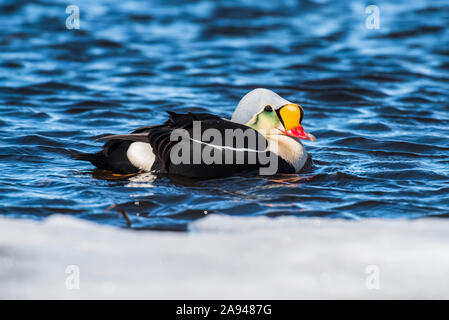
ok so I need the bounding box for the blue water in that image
[0,0,448,230]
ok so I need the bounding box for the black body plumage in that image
[73,112,295,177]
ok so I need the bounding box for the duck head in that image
[231,88,316,141]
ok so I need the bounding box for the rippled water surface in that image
[1,0,448,230]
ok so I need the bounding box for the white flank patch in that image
[126,142,155,171]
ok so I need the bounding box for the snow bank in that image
[0,214,448,299]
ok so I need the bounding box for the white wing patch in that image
[126,142,155,171]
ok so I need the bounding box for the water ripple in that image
[0,0,448,230]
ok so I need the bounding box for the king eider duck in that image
[73,88,316,178]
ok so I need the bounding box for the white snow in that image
[0,214,449,299]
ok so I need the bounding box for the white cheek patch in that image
[126,142,155,172]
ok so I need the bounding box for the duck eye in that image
[264,105,273,112]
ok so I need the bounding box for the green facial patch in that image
[246,108,282,131]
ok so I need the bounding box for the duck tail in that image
[69,149,98,162]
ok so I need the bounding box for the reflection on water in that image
[126,172,157,188]
[0,0,448,230]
